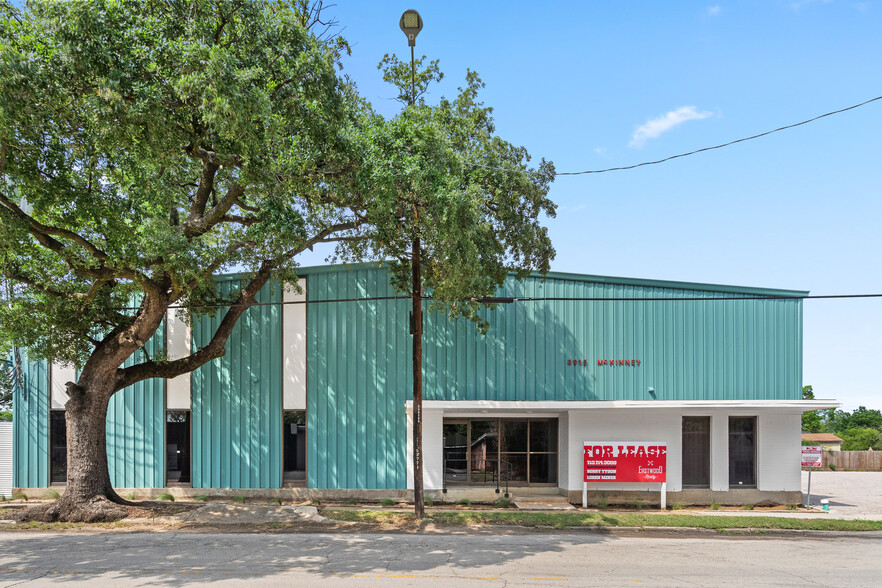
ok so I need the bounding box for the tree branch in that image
[0,191,109,261]
[115,263,274,389]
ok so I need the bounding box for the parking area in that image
[802,470,882,518]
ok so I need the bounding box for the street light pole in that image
[399,9,425,519]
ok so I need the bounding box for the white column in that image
[710,413,729,491]
[405,406,443,490]
[166,309,191,410]
[282,278,307,410]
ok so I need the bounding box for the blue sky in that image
[297,1,882,411]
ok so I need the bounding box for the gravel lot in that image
[802,470,882,517]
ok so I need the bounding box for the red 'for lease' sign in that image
[584,442,667,483]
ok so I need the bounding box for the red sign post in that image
[583,442,668,509]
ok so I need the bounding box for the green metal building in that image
[12,264,837,504]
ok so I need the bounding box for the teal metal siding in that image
[304,265,804,489]
[307,267,410,489]
[423,276,803,402]
[11,353,49,488]
[191,278,282,489]
[105,326,166,488]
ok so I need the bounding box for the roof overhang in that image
[405,399,840,412]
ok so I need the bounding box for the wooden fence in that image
[814,450,882,471]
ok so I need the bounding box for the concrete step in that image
[512,495,577,511]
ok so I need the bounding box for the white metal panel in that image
[50,362,75,409]
[166,309,191,410]
[558,412,569,490]
[282,279,307,410]
[0,422,12,499]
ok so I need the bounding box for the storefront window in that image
[729,416,756,487]
[682,416,710,488]
[443,418,558,486]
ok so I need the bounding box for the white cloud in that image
[593,147,607,155]
[629,106,714,149]
[707,5,721,16]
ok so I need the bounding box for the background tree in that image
[348,55,556,516]
[0,0,371,522]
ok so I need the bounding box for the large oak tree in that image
[1,0,555,522]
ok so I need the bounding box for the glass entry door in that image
[442,418,558,487]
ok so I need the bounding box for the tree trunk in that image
[14,379,129,523]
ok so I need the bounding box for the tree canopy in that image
[0,0,556,520]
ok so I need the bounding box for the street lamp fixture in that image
[399,9,423,46]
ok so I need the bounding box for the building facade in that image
[13,264,836,504]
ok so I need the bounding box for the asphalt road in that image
[1,531,881,587]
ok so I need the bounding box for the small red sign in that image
[801,446,823,468]
[584,442,667,483]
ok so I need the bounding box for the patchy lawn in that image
[323,509,882,532]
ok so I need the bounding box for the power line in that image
[465,94,882,176]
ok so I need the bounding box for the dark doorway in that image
[682,416,710,487]
[729,416,756,487]
[283,411,306,484]
[166,411,191,485]
[49,410,67,484]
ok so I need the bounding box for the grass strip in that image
[323,509,882,532]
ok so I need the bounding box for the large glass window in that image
[166,411,191,485]
[729,416,756,488]
[443,418,558,486]
[283,411,307,484]
[682,416,710,488]
[50,410,67,484]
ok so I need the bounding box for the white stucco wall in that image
[406,403,805,494]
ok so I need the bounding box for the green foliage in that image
[352,56,556,330]
[0,410,10,421]
[126,492,136,500]
[840,427,882,451]
[822,406,882,436]
[380,498,396,507]
[343,499,357,506]
[455,499,472,507]
[0,0,357,367]
[268,497,282,505]
[424,496,434,507]
[194,494,210,502]
[595,493,608,510]
[709,500,720,510]
[493,497,513,508]
[11,491,27,501]
[44,489,60,500]
[232,495,246,504]
[801,385,823,433]
[828,464,837,471]
[156,493,175,502]
[740,504,755,510]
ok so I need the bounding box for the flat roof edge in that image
[290,263,809,297]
